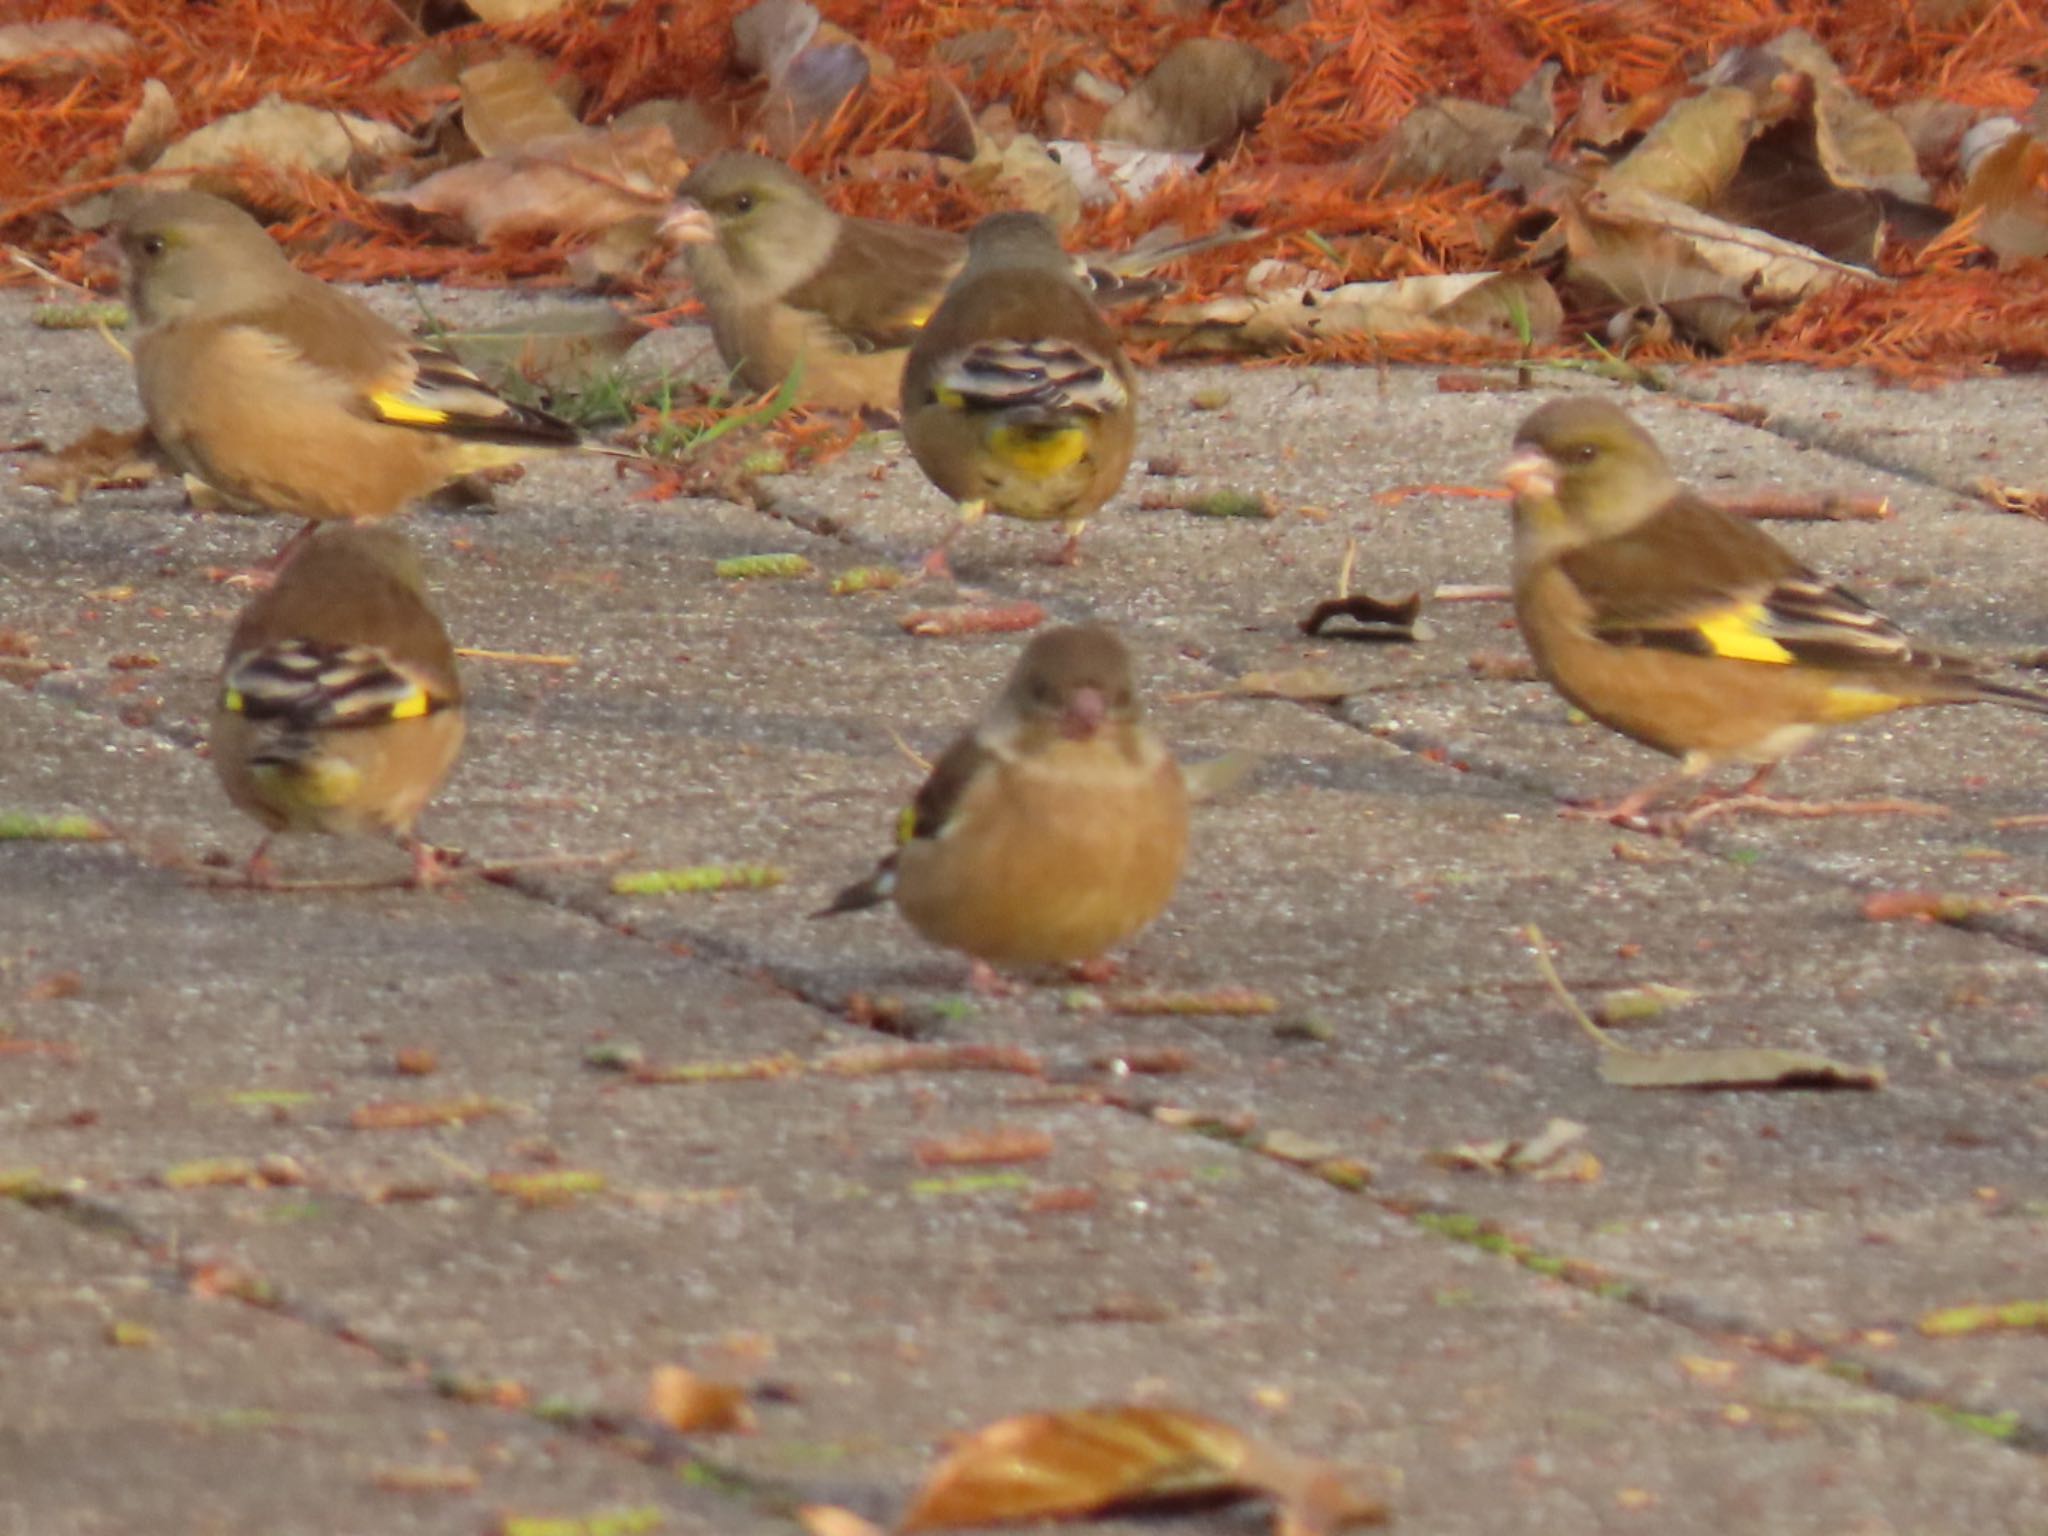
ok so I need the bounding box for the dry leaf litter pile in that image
[2,0,2045,378]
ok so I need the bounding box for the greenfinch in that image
[1505,396,2048,824]
[818,625,1188,987]
[659,152,1178,415]
[211,524,465,886]
[900,211,1137,576]
[660,151,964,413]
[118,190,588,534]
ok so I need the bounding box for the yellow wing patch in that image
[987,424,1089,479]
[222,687,246,714]
[1694,605,1795,665]
[895,804,919,846]
[368,390,450,427]
[388,688,432,721]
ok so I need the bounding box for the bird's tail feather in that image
[1976,679,2048,714]
[810,857,896,919]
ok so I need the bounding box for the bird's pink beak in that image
[658,200,716,248]
[1500,446,1556,500]
[1060,686,1107,741]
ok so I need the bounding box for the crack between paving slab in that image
[2,1178,810,1523]
[1083,1098,2048,1459]
[463,847,2048,1471]
[1660,381,2003,510]
[36,478,2048,1479]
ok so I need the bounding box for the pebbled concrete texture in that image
[6,283,2048,1532]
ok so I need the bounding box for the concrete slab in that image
[9,287,2048,1530]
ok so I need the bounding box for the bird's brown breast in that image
[893,743,1187,965]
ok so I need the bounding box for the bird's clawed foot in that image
[1558,794,1665,832]
[965,959,1019,997]
[404,837,460,888]
[1040,526,1085,567]
[908,545,955,585]
[1068,955,1122,986]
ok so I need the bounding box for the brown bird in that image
[211,524,465,886]
[659,152,1182,415]
[817,625,1188,988]
[900,211,1138,575]
[660,151,967,412]
[118,190,589,541]
[1505,396,2048,826]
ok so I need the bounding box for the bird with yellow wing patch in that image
[212,525,465,886]
[1504,397,2048,827]
[900,212,1137,578]
[118,190,604,551]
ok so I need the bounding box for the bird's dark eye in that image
[1566,443,1597,463]
[730,192,754,214]
[139,234,167,258]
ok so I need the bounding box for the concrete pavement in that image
[5,286,2048,1533]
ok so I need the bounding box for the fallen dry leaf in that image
[385,121,684,241]
[1972,476,2048,520]
[901,1406,1389,1534]
[459,50,583,157]
[350,1095,511,1129]
[154,95,415,184]
[0,19,132,82]
[1047,140,1204,208]
[913,1128,1054,1167]
[736,0,879,156]
[373,1464,483,1495]
[1372,73,1552,188]
[160,1157,266,1190]
[1917,1299,2048,1338]
[1432,1117,1598,1180]
[797,1507,887,1536]
[1141,270,1561,356]
[1466,651,1538,681]
[1560,183,1875,350]
[1227,668,1352,705]
[1255,1129,1341,1166]
[1182,749,1259,803]
[0,1039,80,1063]
[18,426,165,505]
[1715,490,1890,522]
[1596,1046,1884,1090]
[487,1170,606,1205]
[960,131,1082,230]
[463,0,578,19]
[1100,988,1277,1017]
[21,969,83,1002]
[1594,982,1702,1025]
[1300,591,1423,641]
[814,1043,1043,1077]
[647,1364,756,1434]
[1859,889,2002,923]
[1527,925,1883,1091]
[1958,127,2048,266]
[630,1052,803,1084]
[900,603,1046,638]
[1602,86,1756,208]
